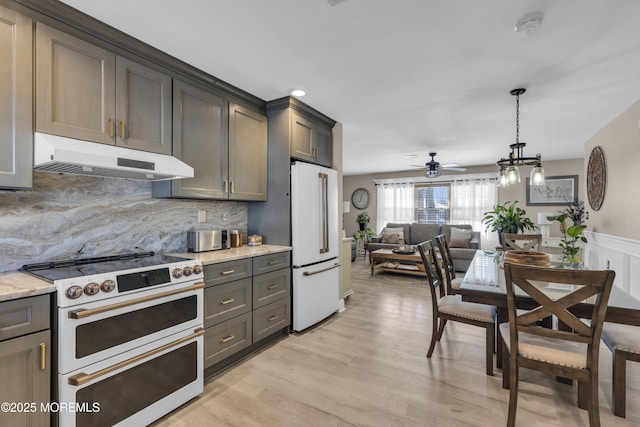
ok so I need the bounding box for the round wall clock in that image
[351,188,371,210]
[586,145,607,211]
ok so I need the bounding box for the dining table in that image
[459,250,640,369]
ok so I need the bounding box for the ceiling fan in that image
[412,152,467,178]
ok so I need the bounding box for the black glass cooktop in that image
[21,252,189,282]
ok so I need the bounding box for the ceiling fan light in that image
[506,165,520,184]
[529,165,545,186]
[425,169,441,178]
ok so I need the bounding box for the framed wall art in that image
[526,175,578,206]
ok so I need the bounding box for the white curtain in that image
[376,182,414,233]
[450,177,498,249]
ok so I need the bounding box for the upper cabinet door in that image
[0,6,32,190]
[290,112,314,162]
[315,125,333,168]
[167,80,228,199]
[115,57,172,154]
[229,104,268,201]
[35,23,116,145]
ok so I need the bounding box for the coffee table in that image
[370,248,425,276]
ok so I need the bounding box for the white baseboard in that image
[584,231,640,299]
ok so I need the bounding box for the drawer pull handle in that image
[221,269,236,275]
[40,342,46,370]
[268,315,279,322]
[268,260,279,265]
[108,118,114,137]
[267,284,279,290]
[220,297,235,305]
[220,334,235,343]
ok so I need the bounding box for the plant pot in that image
[359,222,367,231]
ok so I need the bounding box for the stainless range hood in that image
[33,133,194,181]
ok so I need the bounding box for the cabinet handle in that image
[268,260,279,265]
[40,342,46,370]
[230,181,234,194]
[220,297,235,305]
[268,315,279,322]
[223,180,228,193]
[221,269,236,275]
[220,334,235,343]
[119,120,126,139]
[108,118,114,137]
[267,284,279,290]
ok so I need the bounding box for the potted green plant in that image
[356,211,371,230]
[482,201,537,245]
[547,200,588,268]
[354,228,375,242]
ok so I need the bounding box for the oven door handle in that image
[68,282,205,319]
[68,328,205,386]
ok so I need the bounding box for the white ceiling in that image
[60,0,640,176]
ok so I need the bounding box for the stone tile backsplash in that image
[0,173,247,272]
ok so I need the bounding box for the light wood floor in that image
[154,258,640,426]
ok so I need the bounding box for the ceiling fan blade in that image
[410,164,427,168]
[441,166,467,171]
[440,163,462,168]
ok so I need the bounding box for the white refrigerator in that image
[291,161,340,331]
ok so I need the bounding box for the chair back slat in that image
[417,241,444,300]
[435,234,455,294]
[503,262,615,357]
[502,233,542,251]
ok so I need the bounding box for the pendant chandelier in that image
[496,88,545,187]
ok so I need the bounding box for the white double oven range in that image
[23,252,204,427]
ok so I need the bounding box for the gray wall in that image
[0,172,247,272]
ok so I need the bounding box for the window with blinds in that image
[415,184,450,224]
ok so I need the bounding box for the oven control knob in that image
[183,266,193,276]
[172,268,183,279]
[66,285,83,299]
[84,282,101,296]
[101,279,116,293]
[192,264,202,275]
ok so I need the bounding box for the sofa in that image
[365,223,480,272]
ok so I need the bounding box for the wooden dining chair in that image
[501,233,542,251]
[600,323,640,418]
[434,234,463,295]
[501,263,616,427]
[416,241,496,375]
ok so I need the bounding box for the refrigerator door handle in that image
[319,172,329,254]
[303,262,341,276]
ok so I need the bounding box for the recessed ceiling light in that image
[290,89,306,97]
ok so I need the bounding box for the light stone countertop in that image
[171,244,292,265]
[0,245,291,302]
[0,271,56,301]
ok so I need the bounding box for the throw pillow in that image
[381,231,405,244]
[382,227,404,235]
[449,227,473,248]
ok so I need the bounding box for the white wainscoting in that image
[584,231,640,299]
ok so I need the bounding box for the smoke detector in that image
[515,12,543,37]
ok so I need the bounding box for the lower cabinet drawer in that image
[204,312,252,368]
[253,268,290,309]
[204,278,252,328]
[0,294,49,342]
[253,297,290,342]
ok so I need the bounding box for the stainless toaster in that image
[187,230,229,252]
